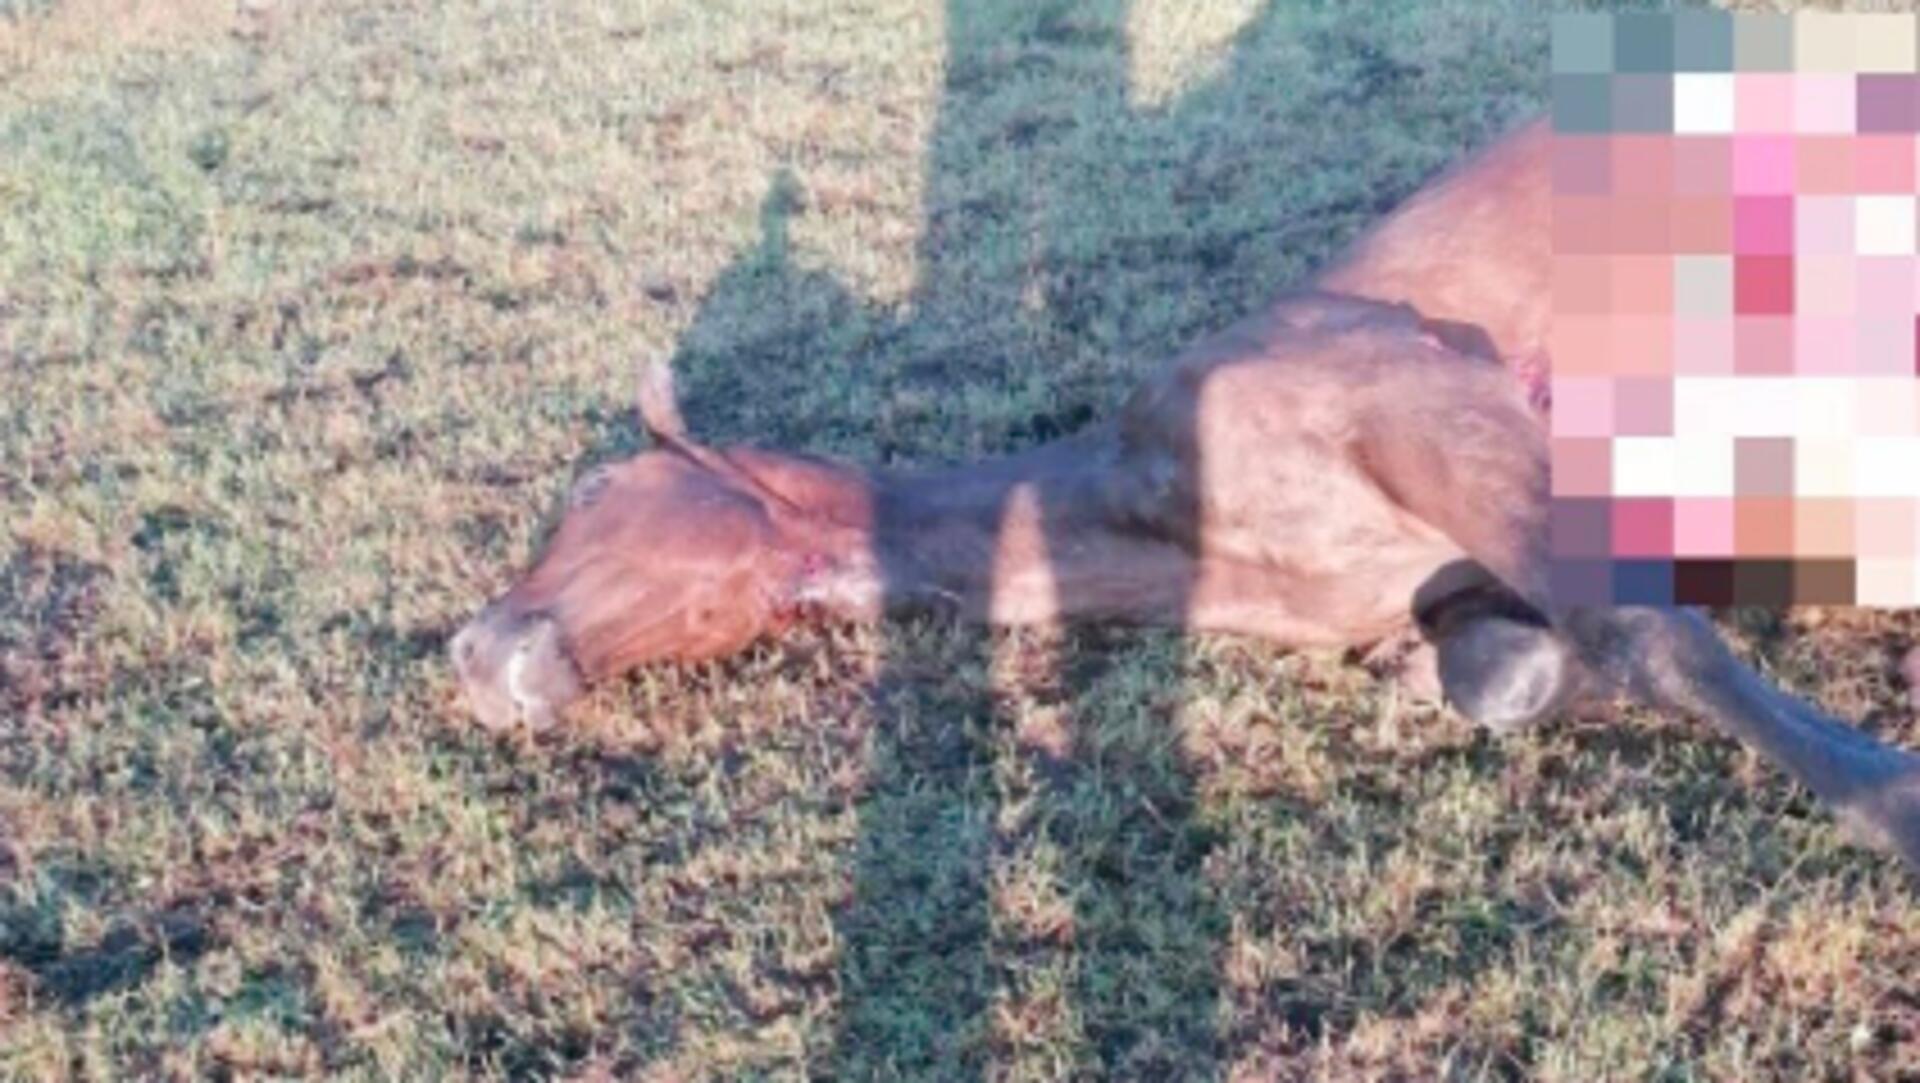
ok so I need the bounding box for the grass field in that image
[7,0,1920,1079]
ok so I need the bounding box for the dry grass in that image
[4,0,1920,1080]
[0,0,239,92]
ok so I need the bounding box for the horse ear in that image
[637,358,690,446]
[633,357,758,489]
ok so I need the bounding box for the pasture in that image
[5,0,1920,1079]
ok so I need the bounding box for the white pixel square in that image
[1729,377,1799,436]
[1853,437,1920,497]
[1789,437,1850,495]
[1612,437,1678,497]
[1673,435,1736,497]
[1673,74,1735,134]
[1855,379,1920,437]
[1796,438,1855,497]
[1859,560,1920,607]
[1855,196,1917,257]
[1792,378,1855,438]
[1673,378,1737,437]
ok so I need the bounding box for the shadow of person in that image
[647,2,1547,1076]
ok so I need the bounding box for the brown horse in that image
[451,117,1920,872]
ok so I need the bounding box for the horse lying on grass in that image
[452,118,1920,873]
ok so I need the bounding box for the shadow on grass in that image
[0,893,213,1009]
[639,0,1546,1076]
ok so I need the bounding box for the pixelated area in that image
[1551,11,1920,605]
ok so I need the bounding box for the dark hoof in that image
[1436,615,1572,736]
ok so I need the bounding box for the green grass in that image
[5,0,1920,1079]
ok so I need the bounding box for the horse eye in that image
[570,466,614,508]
